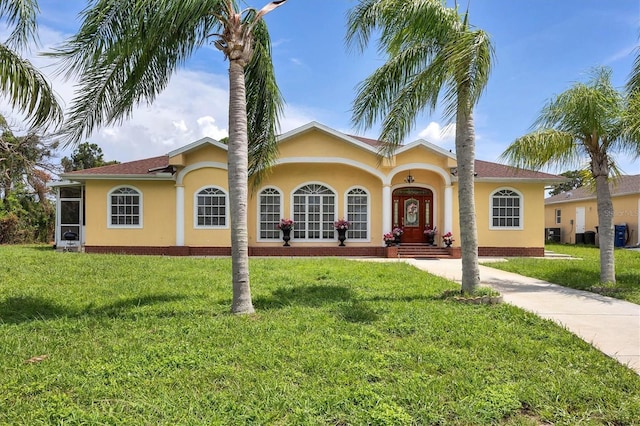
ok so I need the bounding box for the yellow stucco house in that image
[52,122,562,258]
[544,175,640,247]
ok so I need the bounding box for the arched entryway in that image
[392,187,434,243]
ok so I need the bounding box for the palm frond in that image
[626,45,640,96]
[0,0,39,50]
[352,41,440,135]
[500,129,582,171]
[0,42,63,129]
[50,0,224,144]
[245,18,284,188]
[440,29,494,123]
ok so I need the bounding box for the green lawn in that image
[485,243,640,304]
[1,246,639,425]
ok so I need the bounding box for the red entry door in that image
[392,188,434,243]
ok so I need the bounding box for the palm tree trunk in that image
[455,91,481,294]
[228,58,255,314]
[594,173,616,283]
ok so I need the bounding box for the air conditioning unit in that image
[545,227,561,243]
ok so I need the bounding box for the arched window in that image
[109,186,142,227]
[195,187,227,228]
[293,184,336,240]
[258,187,282,240]
[491,189,522,228]
[347,187,369,240]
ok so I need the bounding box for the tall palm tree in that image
[626,46,640,139]
[501,67,640,284]
[51,0,286,314]
[346,0,493,294]
[0,0,62,129]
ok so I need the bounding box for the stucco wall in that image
[545,194,640,245]
[78,126,550,253]
[182,166,231,246]
[84,180,176,246]
[474,182,545,247]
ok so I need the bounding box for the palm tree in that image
[0,0,62,129]
[346,0,493,294]
[51,0,286,314]
[501,67,640,284]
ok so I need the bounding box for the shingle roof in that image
[473,159,561,180]
[545,174,640,204]
[348,135,383,148]
[64,155,170,176]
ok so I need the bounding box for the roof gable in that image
[168,136,227,157]
[277,121,378,154]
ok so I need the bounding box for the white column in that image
[444,185,453,233]
[382,184,392,240]
[637,198,640,245]
[176,185,185,246]
[55,187,61,246]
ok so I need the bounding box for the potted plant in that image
[383,232,395,247]
[392,227,403,245]
[277,218,294,246]
[423,225,437,245]
[442,232,454,247]
[334,218,350,246]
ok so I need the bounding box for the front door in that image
[392,188,434,243]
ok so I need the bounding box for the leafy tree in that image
[0,0,62,129]
[548,170,587,196]
[61,142,119,172]
[346,0,494,294]
[0,114,57,201]
[0,115,57,242]
[501,67,640,284]
[50,0,286,314]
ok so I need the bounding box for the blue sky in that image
[5,0,640,175]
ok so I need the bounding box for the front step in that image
[396,243,452,259]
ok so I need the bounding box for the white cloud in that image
[197,116,227,140]
[417,122,456,145]
[173,120,188,133]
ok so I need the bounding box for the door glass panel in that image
[61,200,80,224]
[60,187,82,198]
[404,198,419,227]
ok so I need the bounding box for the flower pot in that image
[281,228,291,246]
[337,228,347,246]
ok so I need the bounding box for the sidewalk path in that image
[402,258,640,374]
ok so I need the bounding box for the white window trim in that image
[555,208,562,224]
[344,185,371,242]
[290,181,337,242]
[107,185,143,229]
[193,185,229,229]
[257,185,283,242]
[489,187,524,230]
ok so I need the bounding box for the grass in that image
[1,245,639,425]
[485,243,640,304]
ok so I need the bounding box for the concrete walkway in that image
[398,258,640,374]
